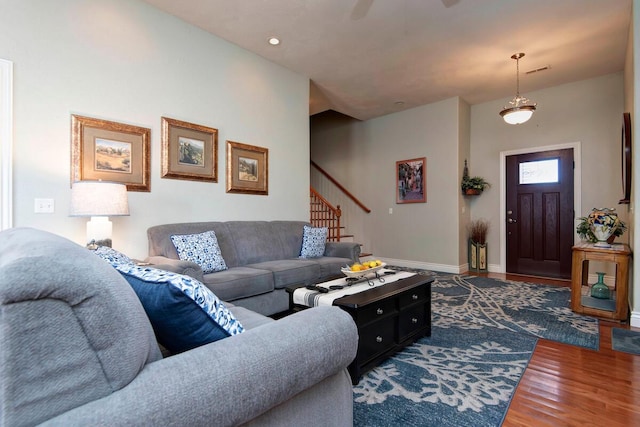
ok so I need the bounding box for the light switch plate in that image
[34,198,54,213]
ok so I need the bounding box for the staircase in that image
[309,186,372,257]
[310,187,342,242]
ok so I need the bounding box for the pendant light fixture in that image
[499,53,537,125]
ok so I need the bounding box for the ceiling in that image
[142,0,632,121]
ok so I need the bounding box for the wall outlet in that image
[34,198,54,213]
[389,208,393,214]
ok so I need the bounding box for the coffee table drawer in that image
[357,299,397,325]
[398,305,426,340]
[399,286,428,308]
[358,320,396,362]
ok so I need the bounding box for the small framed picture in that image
[396,157,426,204]
[71,115,150,192]
[226,140,268,195]
[161,117,218,182]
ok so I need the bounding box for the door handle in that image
[508,218,517,223]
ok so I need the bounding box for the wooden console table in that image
[570,243,631,322]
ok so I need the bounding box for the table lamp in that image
[70,181,129,248]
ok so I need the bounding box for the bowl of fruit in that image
[341,260,386,278]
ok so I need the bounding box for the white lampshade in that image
[70,181,129,248]
[70,181,129,217]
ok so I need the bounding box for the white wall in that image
[312,97,461,270]
[457,98,471,267]
[0,58,12,231]
[0,0,310,259]
[312,74,624,275]
[631,0,640,327]
[471,73,625,269]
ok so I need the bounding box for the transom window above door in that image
[519,158,559,184]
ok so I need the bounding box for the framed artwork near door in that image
[396,157,426,204]
[619,112,632,204]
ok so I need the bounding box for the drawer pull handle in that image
[376,336,383,343]
[412,294,419,300]
[376,308,384,315]
[411,317,418,324]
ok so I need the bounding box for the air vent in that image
[525,65,550,75]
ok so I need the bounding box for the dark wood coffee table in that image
[288,274,433,384]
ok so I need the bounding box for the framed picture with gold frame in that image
[71,114,150,192]
[226,140,268,195]
[161,117,218,182]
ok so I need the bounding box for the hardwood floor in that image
[470,272,640,426]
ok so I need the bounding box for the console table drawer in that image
[358,320,396,362]
[399,287,428,309]
[357,299,397,325]
[398,305,426,340]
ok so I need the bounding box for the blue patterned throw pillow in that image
[94,246,135,267]
[300,225,328,258]
[170,230,227,274]
[113,263,244,353]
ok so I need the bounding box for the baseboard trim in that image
[630,311,640,328]
[375,258,505,275]
[378,257,462,274]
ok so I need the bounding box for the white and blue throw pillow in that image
[170,230,227,274]
[94,246,135,267]
[93,248,244,353]
[300,225,328,258]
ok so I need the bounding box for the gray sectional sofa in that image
[0,227,358,426]
[146,220,361,316]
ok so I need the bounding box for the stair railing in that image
[310,187,342,241]
[311,160,371,213]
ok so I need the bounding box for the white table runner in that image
[292,269,416,307]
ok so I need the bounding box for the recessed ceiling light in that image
[394,101,405,106]
[268,37,280,46]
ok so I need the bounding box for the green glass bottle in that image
[590,272,610,299]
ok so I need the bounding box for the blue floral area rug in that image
[354,325,536,427]
[353,272,600,427]
[433,275,599,350]
[611,328,640,355]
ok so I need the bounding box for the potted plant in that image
[461,176,491,195]
[468,219,490,271]
[576,216,626,244]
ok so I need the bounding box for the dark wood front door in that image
[506,149,574,279]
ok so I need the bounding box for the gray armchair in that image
[0,228,358,426]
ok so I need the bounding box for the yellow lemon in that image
[375,260,382,266]
[351,264,362,272]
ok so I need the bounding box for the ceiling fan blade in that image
[351,0,374,20]
[441,0,460,7]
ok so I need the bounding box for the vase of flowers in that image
[577,216,626,244]
[587,208,620,248]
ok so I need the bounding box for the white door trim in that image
[499,142,582,273]
[0,58,13,230]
